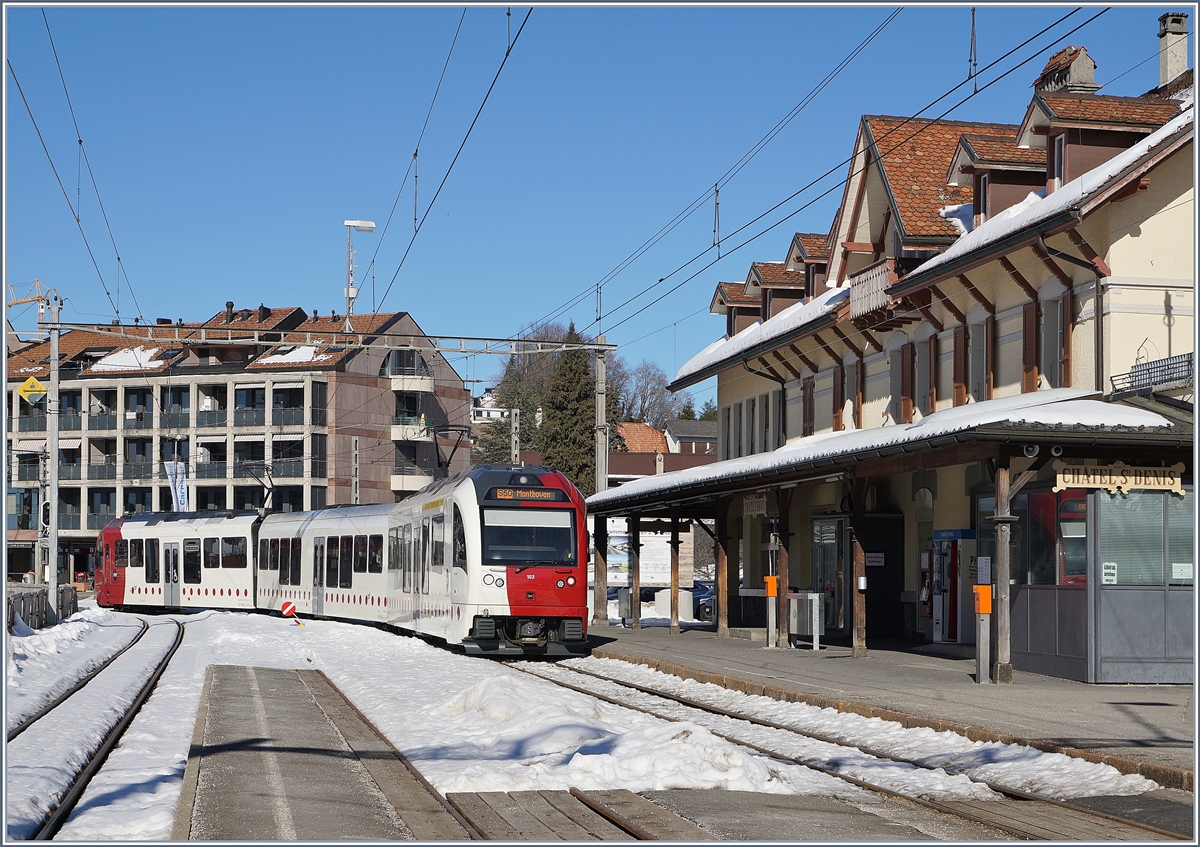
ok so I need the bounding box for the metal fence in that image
[7,585,78,632]
[1110,352,1193,395]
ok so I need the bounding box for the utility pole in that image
[594,335,607,496]
[510,408,520,465]
[46,296,61,622]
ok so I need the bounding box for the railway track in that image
[5,617,185,841]
[514,660,1188,841]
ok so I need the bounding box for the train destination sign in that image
[488,487,566,502]
[1053,460,1186,496]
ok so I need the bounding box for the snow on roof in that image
[588,388,1176,509]
[908,93,1194,282]
[257,345,334,365]
[674,286,849,384]
[89,346,167,372]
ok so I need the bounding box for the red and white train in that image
[94,465,590,656]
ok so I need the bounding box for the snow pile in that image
[257,345,333,365]
[90,346,167,372]
[938,202,973,235]
[674,286,849,384]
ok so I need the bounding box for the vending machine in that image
[932,529,976,644]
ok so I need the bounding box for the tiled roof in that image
[751,261,806,288]
[201,305,307,330]
[665,419,717,440]
[717,282,760,306]
[1038,45,1091,79]
[1038,94,1181,127]
[961,134,1047,168]
[5,330,186,381]
[795,232,830,260]
[864,116,1017,238]
[246,313,404,372]
[618,421,668,454]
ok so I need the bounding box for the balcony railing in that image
[158,463,190,480]
[197,409,227,427]
[124,412,152,429]
[232,462,264,479]
[60,414,83,431]
[162,411,190,428]
[195,462,227,479]
[89,413,117,430]
[18,416,47,432]
[1110,352,1194,395]
[393,460,435,476]
[272,408,305,427]
[88,463,118,480]
[16,464,39,481]
[87,513,115,530]
[393,414,425,427]
[271,459,304,478]
[59,462,82,480]
[59,513,81,530]
[124,462,155,480]
[234,409,265,427]
[848,257,896,320]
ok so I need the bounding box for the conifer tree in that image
[540,323,599,496]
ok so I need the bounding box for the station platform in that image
[586,621,1195,791]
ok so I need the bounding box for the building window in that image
[978,173,989,224]
[1100,490,1193,586]
[310,382,328,427]
[1042,299,1062,389]
[1052,134,1065,191]
[720,406,731,460]
[969,319,991,402]
[802,378,815,437]
[733,403,743,458]
[746,398,756,454]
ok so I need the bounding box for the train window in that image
[412,525,422,594]
[387,529,399,571]
[269,538,280,572]
[183,538,202,584]
[129,539,144,571]
[431,515,445,571]
[145,539,160,584]
[222,537,247,568]
[115,539,129,567]
[368,535,383,573]
[313,538,325,587]
[259,539,269,570]
[203,538,221,568]
[421,518,430,594]
[401,525,412,592]
[339,536,353,588]
[290,538,302,585]
[353,535,368,573]
[453,506,467,569]
[326,537,339,589]
[279,540,292,586]
[480,509,575,564]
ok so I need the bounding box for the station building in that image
[6,302,470,584]
[588,21,1194,683]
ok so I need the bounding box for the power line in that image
[377,7,533,313]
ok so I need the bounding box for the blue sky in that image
[4,5,1189,406]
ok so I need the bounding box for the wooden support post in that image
[630,515,642,630]
[715,499,730,637]
[776,488,793,648]
[669,509,681,635]
[849,476,870,658]
[992,464,1014,683]
[592,514,608,627]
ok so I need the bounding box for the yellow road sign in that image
[18,377,48,405]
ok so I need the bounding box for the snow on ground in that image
[29,603,842,841]
[5,606,144,734]
[557,656,1158,801]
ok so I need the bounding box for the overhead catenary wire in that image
[377,7,533,314]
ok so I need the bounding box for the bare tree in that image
[621,360,683,429]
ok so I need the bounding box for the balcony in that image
[848,257,897,320]
[124,462,155,481]
[158,463,190,480]
[390,374,434,394]
[16,464,39,481]
[87,513,115,531]
[271,459,304,478]
[391,462,435,492]
[59,462,82,480]
[272,408,305,427]
[197,409,227,427]
[391,416,433,443]
[89,413,117,431]
[18,415,47,432]
[234,409,265,427]
[60,414,83,431]
[195,462,227,479]
[124,412,153,430]
[1110,352,1194,396]
[58,513,81,531]
[88,463,118,480]
[162,411,190,428]
[232,462,265,479]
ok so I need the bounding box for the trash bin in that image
[787,592,824,649]
[617,588,633,620]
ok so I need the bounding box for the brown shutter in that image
[1022,302,1038,393]
[984,315,994,400]
[953,325,967,406]
[926,335,938,413]
[832,364,845,431]
[802,377,815,437]
[900,343,914,424]
[1060,288,1073,388]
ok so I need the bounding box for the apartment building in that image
[588,16,1194,683]
[6,302,469,582]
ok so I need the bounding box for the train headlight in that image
[556,579,565,589]
[567,576,576,586]
[495,577,504,587]
[483,573,494,586]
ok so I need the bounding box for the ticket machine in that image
[932,529,976,644]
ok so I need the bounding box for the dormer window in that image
[1051,134,1065,192]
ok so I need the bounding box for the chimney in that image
[258,304,270,322]
[1159,13,1189,88]
[225,301,234,323]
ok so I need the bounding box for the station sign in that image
[1053,460,1185,496]
[18,377,47,405]
[743,494,767,518]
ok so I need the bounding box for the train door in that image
[163,542,181,606]
[312,537,325,616]
[450,506,467,603]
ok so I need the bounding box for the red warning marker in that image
[281,600,304,626]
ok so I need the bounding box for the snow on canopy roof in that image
[587,388,1176,510]
[905,93,1194,283]
[89,346,167,372]
[674,286,849,385]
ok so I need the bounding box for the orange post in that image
[973,584,992,615]
[763,575,778,598]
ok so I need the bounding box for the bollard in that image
[764,576,778,648]
[974,585,992,684]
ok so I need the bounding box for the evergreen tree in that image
[678,398,696,420]
[698,399,718,421]
[473,416,514,465]
[540,323,599,496]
